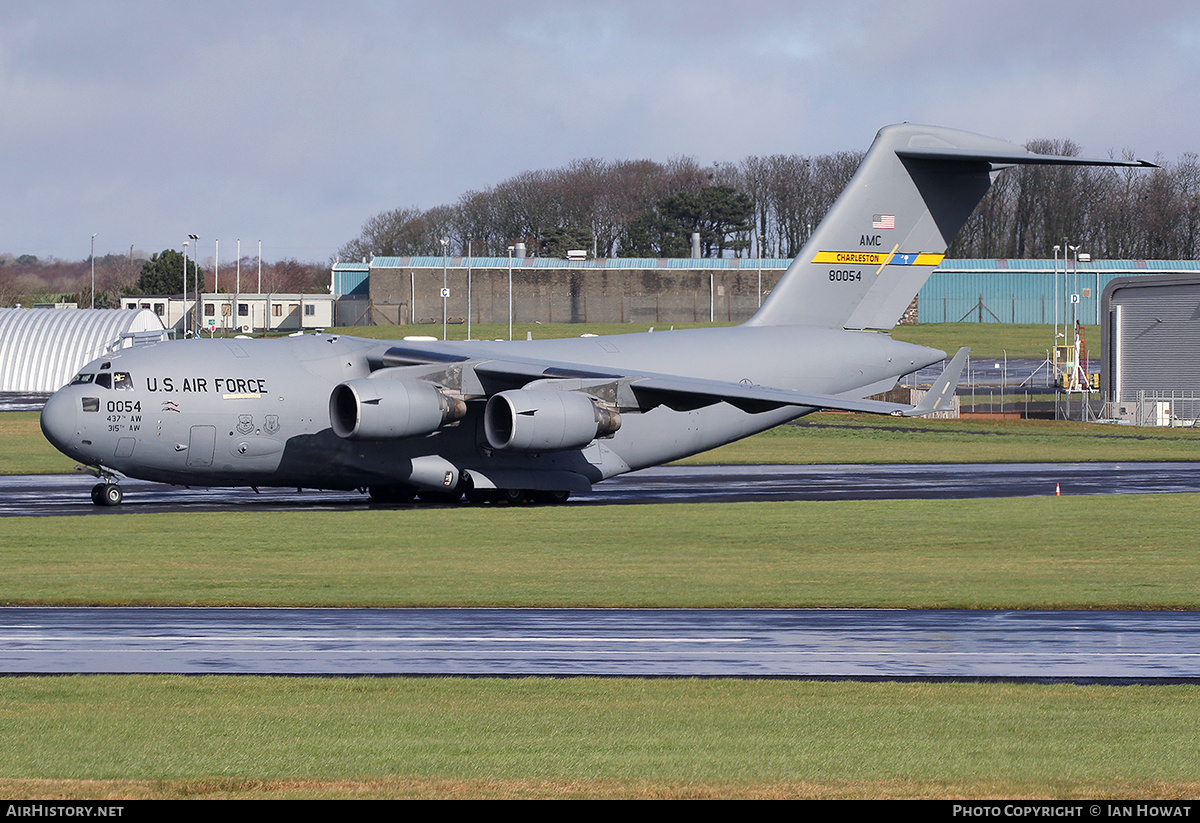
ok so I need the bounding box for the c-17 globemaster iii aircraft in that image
[41,124,1154,506]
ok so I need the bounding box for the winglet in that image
[899,347,969,417]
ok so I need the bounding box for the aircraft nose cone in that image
[40,390,78,453]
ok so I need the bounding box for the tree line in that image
[5,136,1195,310]
[0,251,329,309]
[339,141,1200,262]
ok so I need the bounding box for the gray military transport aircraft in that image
[40,124,1153,506]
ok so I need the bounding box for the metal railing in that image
[1103,391,1200,427]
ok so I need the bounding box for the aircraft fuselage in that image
[39,326,942,497]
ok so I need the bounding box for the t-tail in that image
[746,123,1156,331]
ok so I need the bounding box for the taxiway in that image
[4,461,1200,515]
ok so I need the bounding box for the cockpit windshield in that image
[87,371,134,391]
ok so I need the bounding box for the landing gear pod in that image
[484,390,621,452]
[330,379,466,440]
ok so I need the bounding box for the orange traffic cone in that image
[1055,483,1061,497]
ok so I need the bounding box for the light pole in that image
[188,234,200,336]
[508,245,514,341]
[90,233,97,309]
[441,237,449,340]
[1079,252,1096,324]
[182,241,189,336]
[1052,244,1060,344]
[1067,244,1079,330]
[235,239,241,334]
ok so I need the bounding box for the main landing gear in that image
[90,482,123,507]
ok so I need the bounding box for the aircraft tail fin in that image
[746,124,1156,331]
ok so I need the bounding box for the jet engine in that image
[484,389,621,452]
[330,378,466,440]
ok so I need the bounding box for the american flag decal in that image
[872,214,895,230]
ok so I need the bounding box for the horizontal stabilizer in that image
[896,146,1158,168]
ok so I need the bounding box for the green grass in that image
[5,495,1200,609]
[892,322,1098,360]
[0,678,1198,799]
[0,412,77,474]
[4,491,1200,799]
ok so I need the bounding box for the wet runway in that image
[8,460,1200,683]
[5,461,1200,515]
[0,393,50,412]
[1,607,1196,680]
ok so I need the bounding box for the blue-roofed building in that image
[918,259,1200,325]
[330,261,370,296]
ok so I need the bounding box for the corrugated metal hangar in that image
[1101,273,1200,423]
[0,307,166,392]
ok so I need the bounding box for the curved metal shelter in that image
[0,308,165,392]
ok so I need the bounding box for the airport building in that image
[339,256,795,327]
[331,256,1200,328]
[1100,273,1200,425]
[120,293,338,334]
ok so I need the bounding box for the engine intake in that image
[330,378,465,440]
[484,389,621,452]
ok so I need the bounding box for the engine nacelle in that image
[484,389,621,452]
[330,378,465,440]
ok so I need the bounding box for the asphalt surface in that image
[6,461,1200,515]
[1,607,1196,680]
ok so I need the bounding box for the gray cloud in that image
[2,0,1196,262]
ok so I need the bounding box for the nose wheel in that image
[90,483,123,507]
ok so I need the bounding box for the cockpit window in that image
[113,371,134,391]
[95,373,112,390]
[70,373,95,385]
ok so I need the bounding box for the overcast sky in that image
[3,0,1197,263]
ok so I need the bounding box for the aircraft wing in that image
[369,339,968,418]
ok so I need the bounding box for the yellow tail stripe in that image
[811,251,944,266]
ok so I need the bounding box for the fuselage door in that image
[186,425,217,468]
